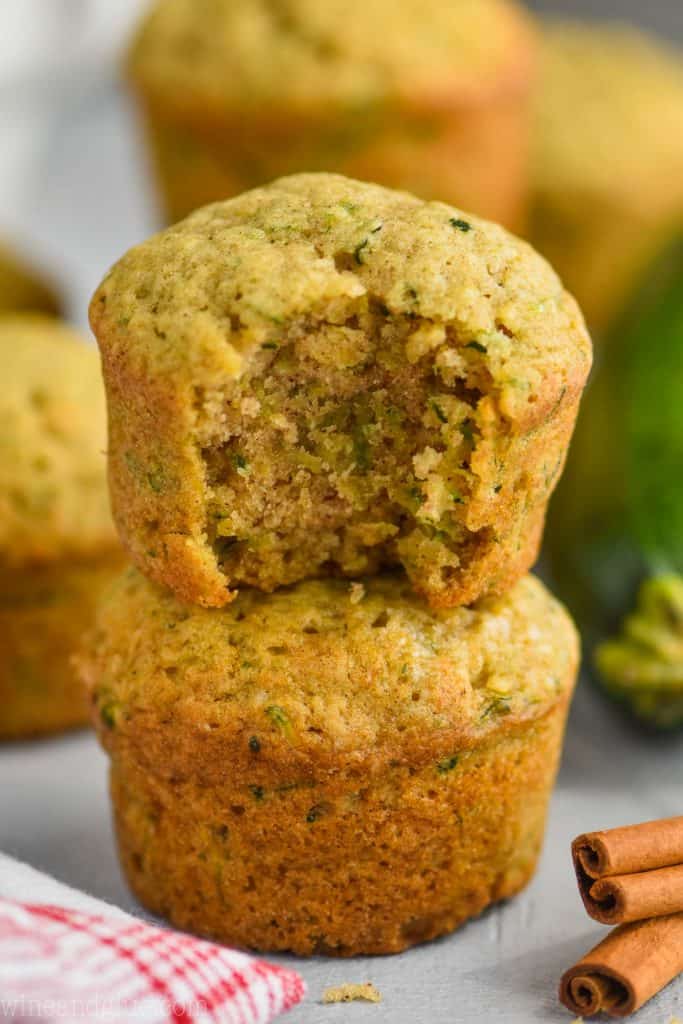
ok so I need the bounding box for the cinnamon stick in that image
[559,913,683,1018]
[572,817,683,924]
[584,865,683,925]
[573,816,683,879]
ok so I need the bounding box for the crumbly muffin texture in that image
[0,316,117,566]
[82,569,578,954]
[84,570,578,776]
[532,21,683,330]
[0,244,60,317]
[91,174,591,608]
[129,0,533,111]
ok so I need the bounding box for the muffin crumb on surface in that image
[322,983,382,1004]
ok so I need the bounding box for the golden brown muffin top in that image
[128,0,536,111]
[0,243,60,317]
[534,21,683,210]
[0,315,117,566]
[83,569,578,772]
[92,173,590,427]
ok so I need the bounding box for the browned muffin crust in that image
[111,707,567,955]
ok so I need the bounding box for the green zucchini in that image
[547,235,683,727]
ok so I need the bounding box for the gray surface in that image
[1,4,682,1020]
[2,683,682,1023]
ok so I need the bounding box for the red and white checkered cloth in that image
[0,859,305,1024]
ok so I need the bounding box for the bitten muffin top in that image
[0,243,60,317]
[128,0,536,110]
[0,316,117,566]
[535,21,683,205]
[83,569,578,773]
[91,173,590,609]
[92,172,589,426]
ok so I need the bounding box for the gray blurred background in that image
[531,0,683,36]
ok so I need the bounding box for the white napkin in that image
[0,852,130,918]
[0,853,306,1024]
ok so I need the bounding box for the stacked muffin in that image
[127,0,538,231]
[82,173,591,955]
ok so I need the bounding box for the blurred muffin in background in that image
[0,316,123,740]
[531,20,683,334]
[0,242,60,316]
[127,0,538,230]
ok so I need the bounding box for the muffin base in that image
[110,700,569,956]
[0,556,121,740]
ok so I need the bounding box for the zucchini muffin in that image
[532,21,683,333]
[0,242,60,316]
[127,0,538,229]
[0,316,122,740]
[81,569,579,955]
[90,173,591,610]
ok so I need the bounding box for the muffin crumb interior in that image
[322,982,382,1004]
